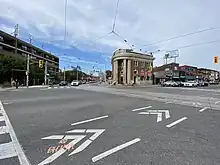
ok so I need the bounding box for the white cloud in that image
[1,0,220,69]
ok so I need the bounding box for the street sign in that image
[39,60,44,68]
[214,56,218,64]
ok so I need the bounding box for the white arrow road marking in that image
[68,129,105,156]
[92,138,141,162]
[38,135,86,165]
[132,106,152,112]
[138,110,170,122]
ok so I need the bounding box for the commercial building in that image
[153,63,219,84]
[0,30,59,76]
[112,49,155,85]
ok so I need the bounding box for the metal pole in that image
[14,24,18,55]
[44,61,48,85]
[104,63,107,83]
[77,68,78,81]
[26,54,30,88]
[64,67,66,81]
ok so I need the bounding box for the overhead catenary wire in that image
[112,0,120,31]
[141,27,220,48]
[159,38,220,53]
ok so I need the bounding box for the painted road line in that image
[139,112,162,122]
[166,117,188,128]
[68,139,92,156]
[66,129,86,133]
[38,136,85,165]
[199,107,209,112]
[215,101,220,104]
[0,126,9,135]
[92,138,141,162]
[0,116,5,122]
[0,142,17,159]
[0,101,31,165]
[86,129,105,141]
[71,115,108,126]
[165,101,172,104]
[132,106,152,112]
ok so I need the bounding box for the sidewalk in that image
[0,85,49,91]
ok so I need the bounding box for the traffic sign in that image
[214,56,218,64]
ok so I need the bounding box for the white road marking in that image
[132,106,152,112]
[165,101,172,104]
[166,117,188,128]
[0,126,9,135]
[215,101,220,104]
[199,107,209,112]
[92,138,141,162]
[42,135,85,140]
[139,110,170,122]
[38,135,85,165]
[68,139,92,156]
[68,129,105,156]
[0,116,5,122]
[40,88,49,90]
[3,102,12,105]
[0,142,17,159]
[60,86,64,89]
[54,87,58,89]
[139,112,162,122]
[71,115,108,126]
[66,129,86,133]
[0,101,30,165]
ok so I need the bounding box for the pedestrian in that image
[15,79,18,89]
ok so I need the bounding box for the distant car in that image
[59,81,68,86]
[71,80,80,86]
[183,81,198,87]
[162,81,178,87]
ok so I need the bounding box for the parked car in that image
[59,81,68,86]
[71,80,80,86]
[162,81,178,87]
[183,81,198,87]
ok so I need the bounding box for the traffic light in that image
[214,56,218,64]
[149,63,153,72]
[39,60,44,68]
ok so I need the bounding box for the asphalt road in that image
[1,86,220,165]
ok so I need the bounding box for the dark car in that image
[59,81,68,86]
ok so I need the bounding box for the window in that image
[134,61,138,66]
[0,46,3,50]
[141,61,145,68]
[0,36,3,41]
[22,45,27,50]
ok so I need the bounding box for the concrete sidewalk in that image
[0,85,49,91]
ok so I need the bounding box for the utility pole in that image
[44,61,48,85]
[14,24,19,55]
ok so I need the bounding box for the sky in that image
[0,0,220,73]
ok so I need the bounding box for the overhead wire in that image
[159,38,220,53]
[141,27,220,48]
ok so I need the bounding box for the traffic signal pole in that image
[44,61,48,85]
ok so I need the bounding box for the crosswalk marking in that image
[0,126,8,135]
[0,116,5,122]
[0,101,30,165]
[0,142,17,160]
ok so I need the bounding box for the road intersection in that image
[0,85,220,164]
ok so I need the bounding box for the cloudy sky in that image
[0,0,220,72]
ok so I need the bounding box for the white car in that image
[71,80,80,86]
[162,81,178,87]
[183,81,198,87]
